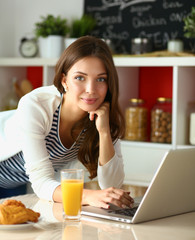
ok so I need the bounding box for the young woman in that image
[0,36,133,209]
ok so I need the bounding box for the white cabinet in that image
[115,57,195,186]
[0,57,195,186]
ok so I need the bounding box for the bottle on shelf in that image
[188,101,195,145]
[125,98,148,141]
[190,113,195,145]
[151,97,172,143]
[2,77,19,111]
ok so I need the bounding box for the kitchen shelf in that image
[0,56,195,66]
[0,56,195,186]
[121,140,173,150]
[0,57,58,66]
[113,56,195,66]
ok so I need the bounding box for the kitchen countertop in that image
[0,194,194,240]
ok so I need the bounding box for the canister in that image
[167,39,184,52]
[151,97,172,143]
[125,98,148,141]
[131,38,152,55]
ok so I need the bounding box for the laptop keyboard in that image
[109,207,138,217]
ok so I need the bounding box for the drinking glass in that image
[61,169,84,221]
[62,222,82,240]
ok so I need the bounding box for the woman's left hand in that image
[82,187,134,209]
[88,102,110,134]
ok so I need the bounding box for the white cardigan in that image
[0,85,125,201]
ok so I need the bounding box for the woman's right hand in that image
[82,187,134,209]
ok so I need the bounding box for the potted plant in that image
[35,14,69,58]
[183,7,195,53]
[65,15,96,48]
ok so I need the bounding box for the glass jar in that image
[125,98,148,141]
[131,38,152,55]
[151,97,172,143]
[2,77,19,111]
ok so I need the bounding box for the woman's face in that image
[62,56,108,113]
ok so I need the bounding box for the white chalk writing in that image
[139,30,179,46]
[87,0,157,11]
[169,11,188,23]
[94,12,122,26]
[102,25,129,40]
[84,0,192,52]
[132,15,167,28]
[130,5,152,16]
[162,0,183,9]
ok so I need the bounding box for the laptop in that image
[81,148,195,224]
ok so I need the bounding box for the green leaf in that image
[34,14,69,38]
[183,7,195,39]
[69,15,96,38]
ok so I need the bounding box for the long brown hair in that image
[54,36,125,179]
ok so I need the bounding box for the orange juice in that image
[61,179,83,216]
[62,223,82,240]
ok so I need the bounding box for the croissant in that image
[0,199,40,225]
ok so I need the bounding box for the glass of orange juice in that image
[61,169,84,221]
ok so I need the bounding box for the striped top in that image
[45,105,84,170]
[0,104,83,189]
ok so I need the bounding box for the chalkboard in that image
[84,0,194,53]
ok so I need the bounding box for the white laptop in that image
[81,148,195,224]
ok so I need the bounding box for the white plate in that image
[0,222,36,230]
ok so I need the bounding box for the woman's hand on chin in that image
[82,187,134,209]
[88,102,110,134]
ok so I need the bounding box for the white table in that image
[0,194,194,240]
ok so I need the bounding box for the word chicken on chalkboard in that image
[84,0,194,54]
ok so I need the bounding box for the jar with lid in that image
[131,38,152,55]
[125,98,148,141]
[151,97,172,143]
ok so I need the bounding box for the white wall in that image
[0,0,84,57]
